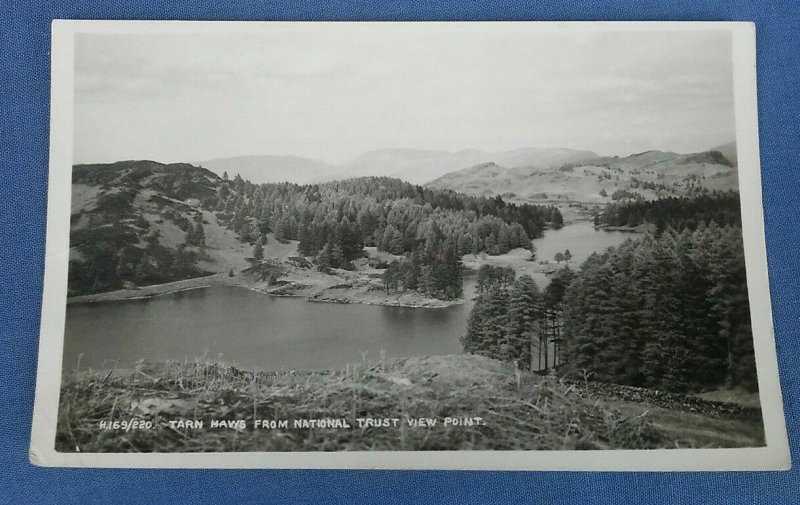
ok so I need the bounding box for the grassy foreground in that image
[56,354,763,453]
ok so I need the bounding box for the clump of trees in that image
[554,249,572,263]
[214,176,561,263]
[610,189,643,201]
[381,238,463,300]
[560,223,755,392]
[476,265,515,294]
[461,265,574,370]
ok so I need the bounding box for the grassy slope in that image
[426,150,739,206]
[194,210,251,274]
[56,354,763,453]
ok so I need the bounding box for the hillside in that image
[68,161,247,296]
[56,354,764,452]
[324,147,598,185]
[197,154,337,185]
[425,145,739,204]
[710,141,738,167]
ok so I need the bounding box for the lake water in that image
[63,221,634,371]
[533,220,636,265]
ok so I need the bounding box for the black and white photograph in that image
[30,21,789,470]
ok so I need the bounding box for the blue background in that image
[1,1,798,503]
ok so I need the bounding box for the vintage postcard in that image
[30,21,790,470]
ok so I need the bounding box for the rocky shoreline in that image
[306,289,461,308]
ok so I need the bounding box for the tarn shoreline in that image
[66,272,464,308]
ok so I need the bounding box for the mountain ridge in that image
[197,146,601,185]
[184,142,734,194]
[321,146,599,185]
[426,143,738,204]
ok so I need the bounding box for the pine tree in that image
[498,225,513,254]
[401,251,421,291]
[561,259,617,380]
[708,226,756,389]
[484,233,497,255]
[441,238,463,299]
[330,240,345,269]
[550,208,564,229]
[458,233,474,256]
[316,242,333,270]
[253,241,264,261]
[194,222,205,245]
[636,234,693,391]
[382,261,401,293]
[388,227,405,255]
[336,215,363,260]
[381,225,404,254]
[506,275,541,370]
[418,265,434,296]
[462,286,510,359]
[185,224,196,246]
[675,228,726,388]
[297,224,314,256]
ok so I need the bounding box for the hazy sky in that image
[73,24,735,164]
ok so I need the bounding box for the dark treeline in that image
[596,191,742,231]
[561,223,755,392]
[461,265,575,370]
[462,223,756,393]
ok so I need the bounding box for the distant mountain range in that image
[425,142,738,204]
[321,147,599,185]
[198,147,598,186]
[196,142,737,203]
